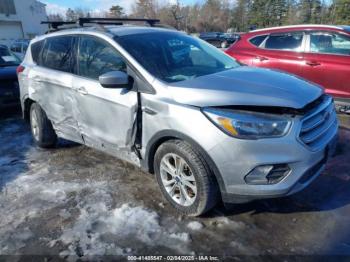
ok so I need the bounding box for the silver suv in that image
[18,18,339,216]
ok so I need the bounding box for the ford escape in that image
[17,18,339,216]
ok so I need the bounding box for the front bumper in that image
[221,134,338,203]
[206,98,339,203]
[217,131,338,204]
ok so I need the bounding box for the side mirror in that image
[99,71,130,88]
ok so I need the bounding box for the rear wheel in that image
[30,103,57,148]
[154,140,219,216]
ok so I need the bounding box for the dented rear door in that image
[28,35,84,143]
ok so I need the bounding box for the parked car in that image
[199,32,239,48]
[10,39,30,61]
[0,44,21,109]
[18,19,338,216]
[225,25,350,113]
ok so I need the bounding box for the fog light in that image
[245,164,290,185]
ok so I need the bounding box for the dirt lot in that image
[0,110,349,260]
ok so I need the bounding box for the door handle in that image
[255,56,269,62]
[77,87,88,95]
[306,61,321,67]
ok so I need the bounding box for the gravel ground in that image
[0,110,349,260]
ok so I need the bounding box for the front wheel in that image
[30,103,57,148]
[154,140,219,216]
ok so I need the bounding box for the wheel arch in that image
[22,96,35,122]
[141,130,227,194]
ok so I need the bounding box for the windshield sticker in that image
[2,56,16,62]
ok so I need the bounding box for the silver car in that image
[18,21,339,216]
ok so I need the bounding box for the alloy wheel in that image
[160,153,197,206]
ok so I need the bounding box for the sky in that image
[43,0,204,16]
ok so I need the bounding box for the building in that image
[0,0,48,46]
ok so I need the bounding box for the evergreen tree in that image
[284,0,300,25]
[230,0,250,31]
[109,5,124,18]
[332,0,350,24]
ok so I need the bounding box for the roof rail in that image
[78,17,160,27]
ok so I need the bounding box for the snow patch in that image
[0,121,193,256]
[57,204,192,258]
[187,221,204,231]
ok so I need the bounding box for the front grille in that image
[299,95,338,151]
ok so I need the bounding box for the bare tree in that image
[47,13,64,22]
[132,0,158,19]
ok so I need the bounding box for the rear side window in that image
[41,36,75,73]
[310,32,350,55]
[265,32,304,51]
[78,36,126,80]
[249,35,268,47]
[31,41,44,64]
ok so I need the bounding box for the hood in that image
[0,66,18,80]
[167,67,323,109]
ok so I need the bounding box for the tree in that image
[126,0,349,33]
[66,8,77,21]
[248,0,269,28]
[169,1,183,30]
[331,0,350,24]
[47,13,64,22]
[248,0,288,29]
[132,0,158,19]
[230,0,250,32]
[284,0,300,25]
[109,5,124,18]
[196,0,230,32]
[65,7,90,21]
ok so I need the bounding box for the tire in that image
[154,140,219,216]
[30,103,57,148]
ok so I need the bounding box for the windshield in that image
[0,47,20,67]
[115,32,240,83]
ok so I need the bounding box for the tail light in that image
[16,65,25,75]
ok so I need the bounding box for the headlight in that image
[203,108,291,139]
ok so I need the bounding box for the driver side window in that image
[78,36,126,80]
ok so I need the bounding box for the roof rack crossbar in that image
[41,17,162,33]
[41,21,77,30]
[78,17,160,27]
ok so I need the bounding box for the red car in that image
[226,25,350,113]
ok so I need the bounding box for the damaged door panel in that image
[72,75,139,164]
[27,39,83,144]
[72,35,140,165]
